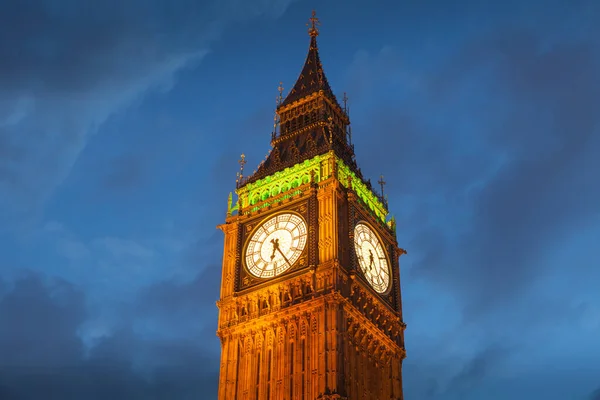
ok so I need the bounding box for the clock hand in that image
[269,238,279,260]
[276,247,292,267]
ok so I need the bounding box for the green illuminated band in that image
[229,152,390,224]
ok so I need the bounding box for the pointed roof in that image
[238,11,364,188]
[279,12,339,109]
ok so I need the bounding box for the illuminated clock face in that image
[354,223,390,293]
[245,213,308,278]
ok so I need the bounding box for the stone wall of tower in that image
[317,156,341,264]
[342,307,405,400]
[217,267,406,399]
[216,153,405,400]
[218,294,347,400]
[217,220,240,301]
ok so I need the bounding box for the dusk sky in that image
[1,0,599,399]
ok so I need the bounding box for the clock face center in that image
[260,229,293,264]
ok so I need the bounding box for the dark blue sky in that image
[1,0,599,399]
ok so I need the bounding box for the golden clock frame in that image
[348,193,400,310]
[236,196,315,292]
[241,210,309,280]
[352,220,394,296]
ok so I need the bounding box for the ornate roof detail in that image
[278,34,339,109]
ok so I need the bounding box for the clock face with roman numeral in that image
[244,213,308,279]
[354,222,390,293]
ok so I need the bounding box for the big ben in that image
[216,11,407,400]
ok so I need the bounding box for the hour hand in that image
[270,238,279,260]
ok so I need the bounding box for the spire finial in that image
[378,174,386,197]
[236,153,247,185]
[307,10,320,37]
[277,82,284,105]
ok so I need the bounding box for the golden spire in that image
[307,10,320,37]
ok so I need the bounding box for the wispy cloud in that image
[0,272,219,398]
[0,0,298,230]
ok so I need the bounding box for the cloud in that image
[402,343,512,399]
[590,387,600,400]
[0,273,85,368]
[134,263,222,345]
[93,237,155,260]
[102,155,146,191]
[444,345,509,394]
[0,0,299,229]
[137,264,221,317]
[424,30,599,316]
[0,271,220,399]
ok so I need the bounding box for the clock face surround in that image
[354,222,391,293]
[244,213,308,279]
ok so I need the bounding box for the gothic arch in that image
[245,335,254,354]
[277,326,286,346]
[288,321,297,342]
[299,318,308,339]
[255,332,264,353]
[266,329,275,349]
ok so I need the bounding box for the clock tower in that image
[216,11,407,400]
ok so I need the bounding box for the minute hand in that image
[276,248,292,267]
